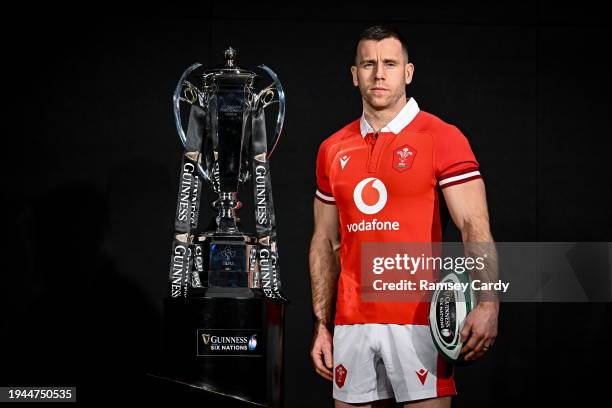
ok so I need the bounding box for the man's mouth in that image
[370,87,388,95]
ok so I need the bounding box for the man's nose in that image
[374,61,386,80]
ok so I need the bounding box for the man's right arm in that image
[309,198,340,381]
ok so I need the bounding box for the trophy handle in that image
[173,63,202,146]
[173,62,209,181]
[257,64,285,158]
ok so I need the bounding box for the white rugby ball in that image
[428,271,476,364]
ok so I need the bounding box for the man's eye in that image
[363,63,373,68]
[386,63,396,67]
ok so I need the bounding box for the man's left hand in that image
[460,301,499,361]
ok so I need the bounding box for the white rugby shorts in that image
[332,324,456,403]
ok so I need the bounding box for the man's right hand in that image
[310,322,334,381]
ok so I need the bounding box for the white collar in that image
[359,97,420,137]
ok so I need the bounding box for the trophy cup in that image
[161,47,286,407]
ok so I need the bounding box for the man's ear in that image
[351,65,359,87]
[405,63,414,85]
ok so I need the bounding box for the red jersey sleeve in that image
[314,141,335,204]
[434,125,482,189]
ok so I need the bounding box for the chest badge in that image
[392,144,417,172]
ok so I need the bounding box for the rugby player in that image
[309,26,498,407]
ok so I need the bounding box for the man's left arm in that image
[442,178,499,362]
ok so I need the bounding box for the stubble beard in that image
[363,87,405,112]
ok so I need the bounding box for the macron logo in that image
[416,369,428,385]
[340,155,350,170]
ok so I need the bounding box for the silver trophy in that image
[169,47,286,300]
[161,48,286,406]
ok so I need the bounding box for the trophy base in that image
[196,232,258,289]
[161,296,284,407]
[203,287,259,298]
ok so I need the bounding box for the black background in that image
[2,3,611,407]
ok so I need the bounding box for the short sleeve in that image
[434,125,482,189]
[315,142,335,204]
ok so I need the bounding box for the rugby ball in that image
[429,271,476,365]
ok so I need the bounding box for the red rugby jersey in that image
[315,98,482,325]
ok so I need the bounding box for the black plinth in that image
[161,295,284,407]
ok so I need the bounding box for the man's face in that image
[351,38,414,111]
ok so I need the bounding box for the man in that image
[309,26,498,407]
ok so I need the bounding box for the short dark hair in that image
[354,25,409,64]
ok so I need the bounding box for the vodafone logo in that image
[353,177,387,214]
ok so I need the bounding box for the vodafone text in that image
[346,219,400,232]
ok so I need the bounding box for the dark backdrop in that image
[2,3,611,407]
